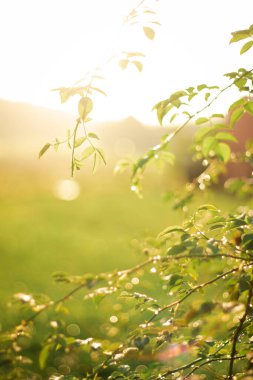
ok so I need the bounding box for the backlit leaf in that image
[215,132,237,142]
[38,143,51,158]
[240,40,253,54]
[229,107,244,128]
[244,101,253,115]
[78,97,93,121]
[143,26,155,40]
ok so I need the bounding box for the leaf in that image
[89,86,107,96]
[74,137,86,148]
[158,225,185,238]
[170,113,178,123]
[202,136,217,156]
[39,344,52,369]
[215,132,237,142]
[235,77,247,89]
[240,40,253,54]
[198,204,219,211]
[143,26,155,40]
[132,61,143,72]
[195,117,209,125]
[205,92,211,101]
[167,244,186,255]
[229,98,246,111]
[242,233,253,250]
[230,31,250,43]
[215,142,231,162]
[78,97,93,121]
[229,107,244,128]
[82,146,94,160]
[197,84,207,91]
[244,101,253,115]
[88,132,99,140]
[211,113,224,119]
[38,143,51,158]
[96,148,106,165]
[159,151,175,165]
[195,126,213,142]
[119,59,129,69]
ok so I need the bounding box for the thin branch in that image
[228,286,253,380]
[147,266,242,324]
[167,253,253,262]
[183,355,246,380]
[24,257,157,325]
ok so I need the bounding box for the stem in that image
[71,119,80,176]
[228,286,253,379]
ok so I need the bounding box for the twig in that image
[147,266,242,324]
[228,286,253,379]
[24,257,157,324]
[183,355,246,380]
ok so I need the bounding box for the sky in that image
[0,0,252,125]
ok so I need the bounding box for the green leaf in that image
[229,98,246,111]
[167,244,186,255]
[38,143,51,158]
[88,132,99,140]
[240,40,253,54]
[170,113,178,123]
[82,146,94,160]
[215,132,237,142]
[195,117,209,125]
[202,136,217,156]
[215,143,231,162]
[159,225,185,238]
[244,101,253,115]
[205,92,211,101]
[242,233,253,250]
[132,61,143,72]
[119,59,129,69]
[230,31,250,43]
[230,107,244,128]
[211,114,224,119]
[198,204,219,211]
[159,151,175,165]
[39,344,52,369]
[197,84,207,91]
[74,137,86,148]
[195,126,213,142]
[235,77,247,89]
[78,97,93,121]
[143,26,155,40]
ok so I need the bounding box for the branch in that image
[146,266,242,324]
[24,256,157,325]
[228,286,253,380]
[183,355,246,380]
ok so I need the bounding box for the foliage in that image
[2,2,253,380]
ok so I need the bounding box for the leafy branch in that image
[146,266,247,325]
[228,286,253,379]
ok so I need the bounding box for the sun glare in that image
[0,0,253,124]
[54,179,80,201]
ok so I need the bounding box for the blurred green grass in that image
[0,162,249,331]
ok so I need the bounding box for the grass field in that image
[0,161,250,330]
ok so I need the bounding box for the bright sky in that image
[0,0,252,124]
